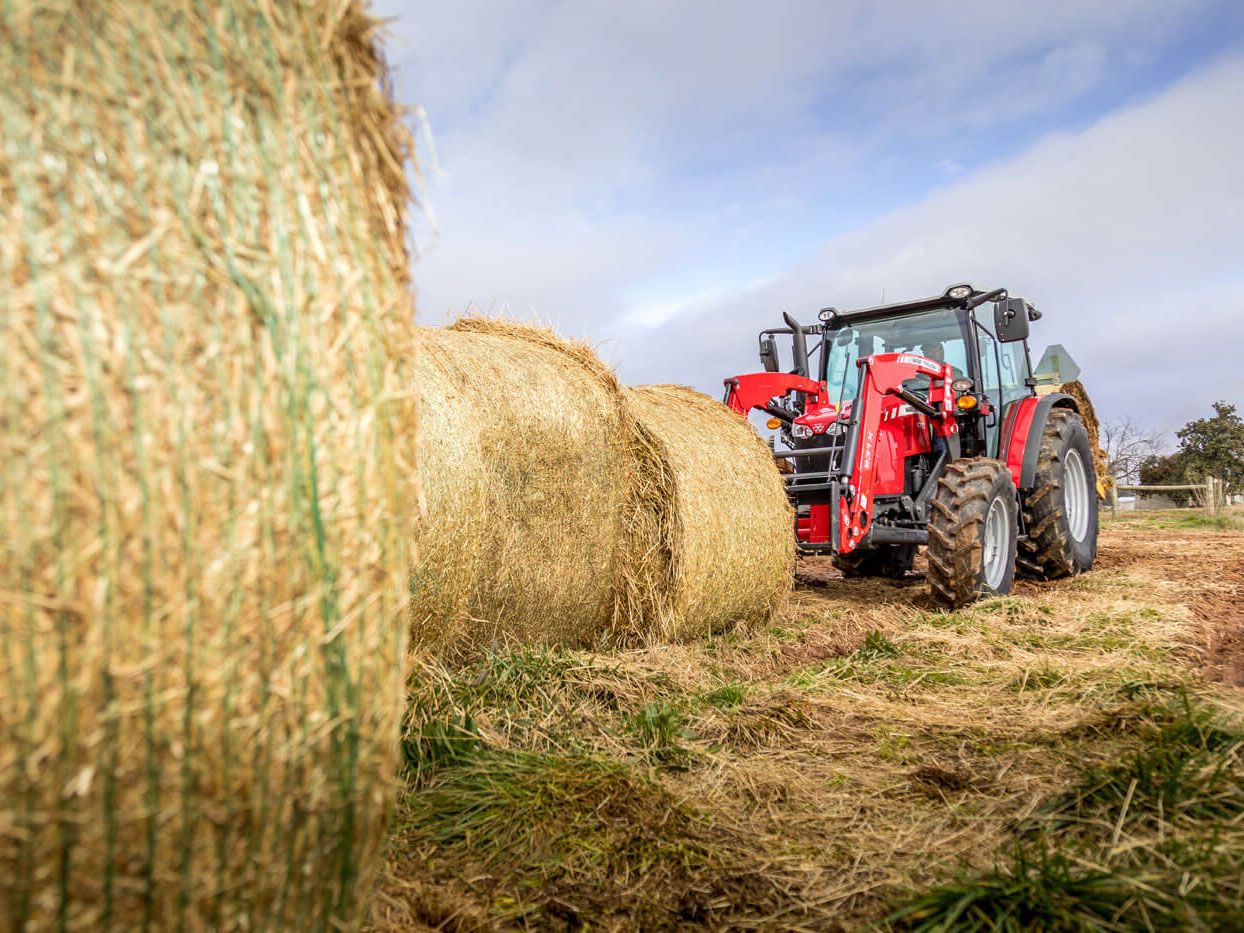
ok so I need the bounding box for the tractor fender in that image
[1000,393,1078,490]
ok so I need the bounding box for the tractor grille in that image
[779,434,845,498]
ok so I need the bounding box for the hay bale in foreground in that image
[0,3,415,929]
[624,385,794,642]
[410,320,639,658]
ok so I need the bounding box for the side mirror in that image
[759,335,780,372]
[994,297,1030,342]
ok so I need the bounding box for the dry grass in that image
[0,3,416,928]
[373,514,1244,930]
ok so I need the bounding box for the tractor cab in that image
[768,284,1036,461]
[724,283,1098,607]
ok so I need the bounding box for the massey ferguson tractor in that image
[724,283,1098,607]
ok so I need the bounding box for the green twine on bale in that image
[0,2,419,929]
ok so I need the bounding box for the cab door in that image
[973,311,1034,457]
[973,320,1004,456]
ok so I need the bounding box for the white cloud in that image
[616,56,1244,431]
[373,0,1236,428]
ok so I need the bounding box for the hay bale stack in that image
[410,320,638,658]
[409,327,794,656]
[0,3,415,929]
[625,385,794,641]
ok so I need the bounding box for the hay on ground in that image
[624,385,794,642]
[0,3,416,928]
[409,319,639,658]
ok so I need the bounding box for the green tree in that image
[1138,452,1192,505]
[1139,452,1185,486]
[1175,402,1244,495]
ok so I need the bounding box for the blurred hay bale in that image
[0,2,416,929]
[625,385,794,641]
[409,319,638,658]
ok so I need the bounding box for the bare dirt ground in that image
[371,510,1244,931]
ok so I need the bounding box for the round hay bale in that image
[410,319,638,658]
[1058,380,1113,496]
[625,385,794,642]
[0,3,416,929]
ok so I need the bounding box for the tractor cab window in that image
[973,308,1033,456]
[823,308,968,405]
[974,310,1031,410]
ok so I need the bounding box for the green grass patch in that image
[794,656,967,692]
[1033,695,1244,833]
[401,713,481,780]
[630,701,694,768]
[399,748,784,926]
[1175,512,1244,531]
[858,629,901,659]
[889,695,1244,931]
[701,682,746,709]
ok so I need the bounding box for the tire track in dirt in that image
[1097,525,1244,688]
[1195,560,1244,687]
[800,524,1244,688]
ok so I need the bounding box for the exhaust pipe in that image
[783,311,809,377]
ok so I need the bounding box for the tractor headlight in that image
[944,283,974,300]
[792,422,813,439]
[951,377,975,393]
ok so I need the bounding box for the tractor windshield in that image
[823,307,969,404]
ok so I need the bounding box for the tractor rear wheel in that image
[833,544,916,580]
[927,459,1019,608]
[1018,409,1099,579]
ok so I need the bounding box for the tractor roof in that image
[818,284,1006,328]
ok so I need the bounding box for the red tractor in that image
[724,283,1098,607]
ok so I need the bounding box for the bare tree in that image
[1102,417,1167,484]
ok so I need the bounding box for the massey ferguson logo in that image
[882,404,916,422]
[899,354,942,373]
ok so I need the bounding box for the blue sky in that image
[375,0,1244,431]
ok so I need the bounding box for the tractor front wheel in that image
[927,459,1019,608]
[1017,409,1099,579]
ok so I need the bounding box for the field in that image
[371,510,1244,931]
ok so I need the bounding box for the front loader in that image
[724,283,1098,607]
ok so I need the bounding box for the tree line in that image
[1104,401,1244,501]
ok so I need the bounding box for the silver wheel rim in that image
[1064,448,1091,543]
[983,496,1010,591]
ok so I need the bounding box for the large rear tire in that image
[1017,409,1099,579]
[833,544,916,580]
[927,459,1018,608]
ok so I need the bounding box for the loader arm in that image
[723,372,825,421]
[837,353,959,553]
